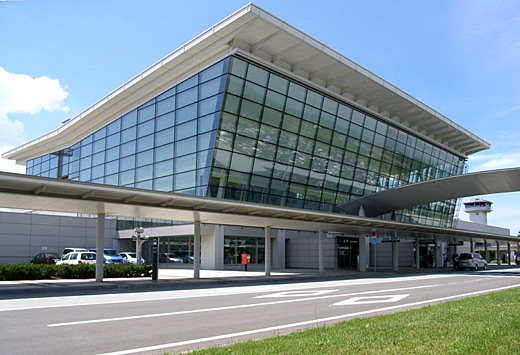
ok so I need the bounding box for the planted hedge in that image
[0,263,152,281]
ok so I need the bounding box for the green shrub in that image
[0,263,152,281]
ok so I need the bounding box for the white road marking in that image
[98,283,520,355]
[0,274,457,312]
[254,290,337,298]
[332,294,408,306]
[48,284,437,327]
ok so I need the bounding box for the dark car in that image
[30,252,61,264]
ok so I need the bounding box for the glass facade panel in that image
[27,55,466,227]
[206,56,465,226]
[28,58,229,194]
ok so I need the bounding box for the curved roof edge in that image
[339,167,520,217]
[3,2,489,164]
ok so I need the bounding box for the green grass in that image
[187,287,520,355]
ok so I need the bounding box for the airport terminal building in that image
[4,4,510,270]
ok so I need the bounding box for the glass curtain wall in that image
[27,58,230,196]
[224,236,265,265]
[208,56,465,226]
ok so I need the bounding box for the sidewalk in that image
[1,265,516,298]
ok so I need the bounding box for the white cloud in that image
[0,146,25,174]
[0,66,69,117]
[0,66,69,173]
[467,152,520,172]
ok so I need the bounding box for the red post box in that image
[241,253,251,271]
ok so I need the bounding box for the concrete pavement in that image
[1,265,517,297]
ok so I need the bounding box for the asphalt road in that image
[2,269,520,354]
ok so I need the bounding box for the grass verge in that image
[188,286,520,354]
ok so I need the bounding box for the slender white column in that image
[95,213,105,282]
[193,220,201,279]
[265,226,271,276]
[318,230,324,274]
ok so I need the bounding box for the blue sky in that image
[1,0,519,232]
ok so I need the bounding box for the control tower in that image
[463,198,492,225]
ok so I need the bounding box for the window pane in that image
[174,171,196,190]
[155,127,174,147]
[176,120,197,140]
[200,58,228,82]
[176,103,197,124]
[138,104,155,123]
[175,137,196,157]
[156,112,175,131]
[177,87,198,108]
[121,110,137,129]
[155,143,174,162]
[136,164,153,181]
[200,77,224,99]
[137,135,154,152]
[157,96,175,116]
[175,153,196,173]
[154,159,174,178]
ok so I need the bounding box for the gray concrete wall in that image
[0,211,117,264]
[285,231,336,269]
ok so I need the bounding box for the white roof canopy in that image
[0,172,517,243]
[3,3,488,164]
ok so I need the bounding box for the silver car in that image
[458,253,487,270]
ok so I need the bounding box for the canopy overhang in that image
[339,167,520,218]
[0,172,517,244]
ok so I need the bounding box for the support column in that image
[318,230,324,274]
[95,213,105,282]
[415,237,420,270]
[484,240,489,261]
[265,226,271,276]
[508,242,511,265]
[193,220,201,279]
[470,239,474,253]
[392,240,399,271]
[435,239,442,268]
[497,241,501,266]
[358,234,367,272]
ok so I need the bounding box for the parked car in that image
[159,253,183,263]
[62,248,88,258]
[30,252,61,264]
[180,255,194,264]
[56,252,96,265]
[120,252,145,264]
[458,253,487,270]
[89,249,124,264]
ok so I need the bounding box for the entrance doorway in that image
[337,237,359,269]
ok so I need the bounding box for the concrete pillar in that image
[392,240,399,271]
[272,229,286,269]
[193,220,201,279]
[265,226,271,276]
[497,241,501,266]
[508,243,511,265]
[484,240,489,261]
[318,230,324,274]
[201,225,224,270]
[435,239,442,268]
[95,213,105,282]
[415,237,420,270]
[358,234,367,272]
